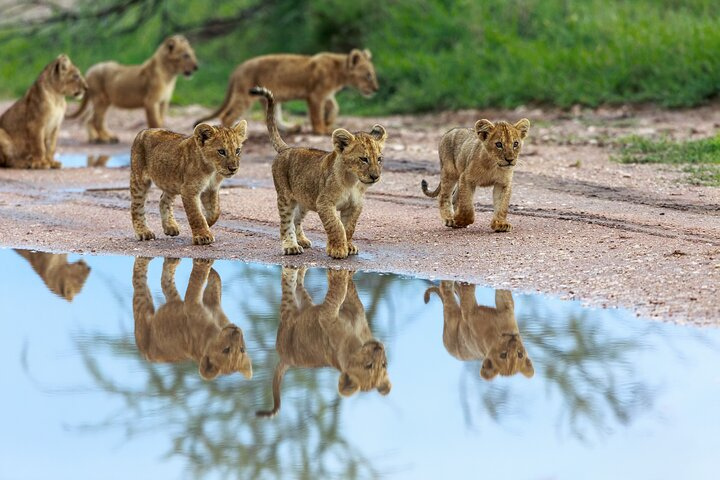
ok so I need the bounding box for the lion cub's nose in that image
[369,173,379,181]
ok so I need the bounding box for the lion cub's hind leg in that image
[130,154,156,241]
[159,192,180,236]
[277,195,304,255]
[201,188,220,227]
[294,206,312,249]
[90,96,118,144]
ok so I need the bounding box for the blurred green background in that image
[1,0,719,114]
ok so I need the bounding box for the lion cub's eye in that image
[222,346,231,354]
[360,157,370,164]
[366,73,373,81]
[513,141,519,148]
[235,148,241,156]
[218,149,227,156]
[365,363,373,370]
[500,352,507,359]
[495,142,503,149]
[240,347,245,354]
[183,53,191,60]
[377,156,383,163]
[517,351,524,358]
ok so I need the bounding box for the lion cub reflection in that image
[132,257,252,380]
[15,250,91,301]
[257,267,391,417]
[424,282,533,380]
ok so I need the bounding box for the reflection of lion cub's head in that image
[199,323,251,380]
[425,283,534,381]
[332,125,387,186]
[50,259,92,302]
[159,35,198,77]
[338,338,391,397]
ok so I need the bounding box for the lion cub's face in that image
[480,333,534,380]
[200,324,253,380]
[50,259,91,302]
[49,54,87,98]
[338,339,392,397]
[194,121,248,178]
[475,118,530,169]
[162,35,199,77]
[347,49,379,96]
[332,125,387,185]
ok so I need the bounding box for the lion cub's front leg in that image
[159,192,180,236]
[341,204,363,256]
[318,201,348,259]
[490,183,512,232]
[130,171,156,241]
[181,186,214,245]
[452,178,476,228]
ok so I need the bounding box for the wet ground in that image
[2,248,719,480]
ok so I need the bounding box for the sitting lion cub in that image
[132,257,252,380]
[195,49,378,134]
[130,121,247,245]
[257,267,391,417]
[0,54,86,169]
[67,35,198,143]
[424,281,534,380]
[421,119,530,232]
[250,86,386,259]
[15,250,91,302]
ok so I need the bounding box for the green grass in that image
[2,0,720,114]
[614,135,720,185]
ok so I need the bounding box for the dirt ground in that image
[1,100,719,326]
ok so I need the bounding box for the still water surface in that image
[1,249,719,480]
[56,153,130,168]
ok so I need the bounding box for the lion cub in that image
[68,35,198,143]
[424,282,534,380]
[0,54,86,169]
[15,250,91,302]
[130,121,247,245]
[257,267,391,417]
[422,119,530,232]
[250,86,386,259]
[133,257,252,380]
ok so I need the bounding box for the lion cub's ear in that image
[338,372,360,397]
[514,118,530,140]
[475,119,495,141]
[233,119,248,139]
[194,123,216,146]
[480,357,498,381]
[520,357,534,378]
[348,49,364,68]
[377,376,392,396]
[54,54,70,76]
[363,49,372,60]
[332,128,355,153]
[166,37,176,52]
[369,124,387,146]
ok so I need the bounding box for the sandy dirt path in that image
[1,101,719,325]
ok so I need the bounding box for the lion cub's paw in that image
[327,244,349,259]
[49,159,62,169]
[444,218,457,228]
[283,245,304,255]
[490,219,513,232]
[297,236,312,249]
[163,223,180,236]
[192,231,215,245]
[136,230,156,241]
[194,258,213,266]
[347,243,359,255]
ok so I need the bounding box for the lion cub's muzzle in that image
[184,64,199,77]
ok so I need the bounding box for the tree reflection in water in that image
[73,259,408,479]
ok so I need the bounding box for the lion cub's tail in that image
[424,286,441,304]
[249,86,289,153]
[421,179,441,198]
[65,93,90,120]
[256,362,289,418]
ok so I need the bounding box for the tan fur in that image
[257,267,391,417]
[424,282,534,380]
[15,250,91,302]
[0,55,86,169]
[69,35,198,143]
[132,257,252,380]
[130,121,247,245]
[422,119,530,232]
[251,87,386,259]
[196,49,378,134]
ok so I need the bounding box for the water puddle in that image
[56,153,130,168]
[2,248,719,479]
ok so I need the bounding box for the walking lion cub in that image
[422,119,530,232]
[250,86,386,259]
[130,121,247,245]
[424,281,534,380]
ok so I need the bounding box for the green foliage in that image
[2,0,720,114]
[614,134,720,185]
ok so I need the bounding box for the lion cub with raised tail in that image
[421,119,530,232]
[424,282,534,380]
[250,86,386,259]
[130,121,247,245]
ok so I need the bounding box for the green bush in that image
[1,0,720,114]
